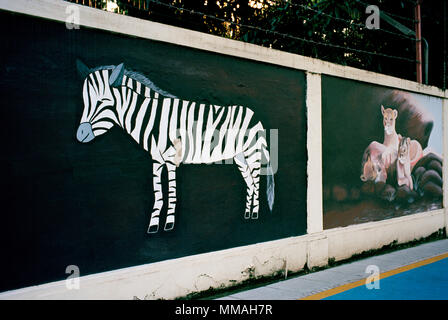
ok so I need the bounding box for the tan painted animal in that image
[360,141,388,183]
[381,105,399,147]
[360,155,382,183]
[408,139,423,170]
[397,137,413,190]
[381,105,400,168]
[383,90,435,149]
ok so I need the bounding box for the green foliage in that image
[70,0,447,88]
[240,0,412,73]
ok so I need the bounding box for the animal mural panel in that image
[75,61,275,233]
[0,11,307,291]
[322,75,443,229]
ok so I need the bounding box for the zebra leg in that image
[234,153,254,219]
[148,147,165,234]
[162,145,178,231]
[164,161,177,231]
[245,149,262,219]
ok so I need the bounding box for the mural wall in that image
[322,75,444,229]
[0,11,307,291]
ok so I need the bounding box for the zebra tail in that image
[266,164,275,212]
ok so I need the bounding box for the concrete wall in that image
[0,0,446,300]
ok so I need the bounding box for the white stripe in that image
[169,99,179,143]
[93,129,107,136]
[143,98,159,151]
[131,98,150,142]
[202,105,226,162]
[158,98,172,152]
[95,71,104,97]
[237,108,254,152]
[102,70,110,87]
[125,92,138,133]
[211,106,232,162]
[92,121,114,130]
[112,87,122,124]
[243,122,264,150]
[91,99,113,121]
[223,106,243,158]
[193,104,205,162]
[92,109,119,124]
[179,100,189,160]
[81,81,90,123]
[117,87,131,126]
[186,102,196,161]
[87,82,99,121]
[89,74,98,95]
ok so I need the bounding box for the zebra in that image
[75,60,275,233]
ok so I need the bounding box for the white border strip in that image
[0,0,447,98]
[444,98,448,231]
[306,72,323,234]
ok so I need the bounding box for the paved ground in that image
[216,238,448,300]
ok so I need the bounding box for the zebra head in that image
[76,60,125,143]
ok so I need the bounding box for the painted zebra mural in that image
[75,60,275,233]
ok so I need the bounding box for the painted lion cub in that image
[397,137,413,190]
[360,141,387,183]
[381,105,400,168]
[360,105,400,184]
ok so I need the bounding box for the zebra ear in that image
[76,59,90,79]
[109,63,125,87]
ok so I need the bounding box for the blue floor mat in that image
[324,257,448,300]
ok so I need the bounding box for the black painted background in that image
[0,11,307,291]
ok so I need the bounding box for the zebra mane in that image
[91,65,177,99]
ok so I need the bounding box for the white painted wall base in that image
[0,209,444,300]
[307,235,328,268]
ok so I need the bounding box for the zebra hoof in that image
[164,216,175,231]
[164,222,175,231]
[147,224,159,234]
[244,212,251,219]
[251,212,258,219]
